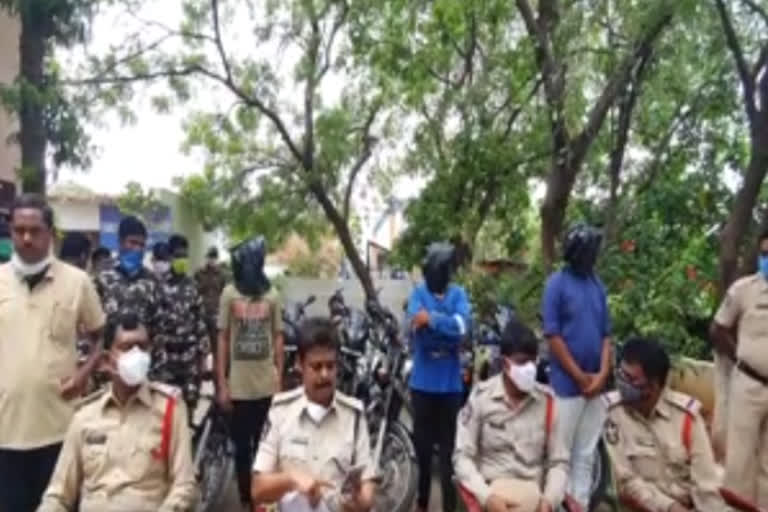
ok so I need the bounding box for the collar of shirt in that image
[13,258,58,284]
[627,389,674,423]
[488,374,542,411]
[100,383,154,412]
[297,391,340,425]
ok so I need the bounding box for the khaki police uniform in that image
[0,259,106,450]
[602,389,725,512]
[453,374,568,511]
[253,388,375,491]
[37,382,197,512]
[715,274,768,505]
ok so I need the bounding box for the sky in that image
[56,2,202,194]
[54,1,425,208]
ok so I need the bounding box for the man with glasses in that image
[604,337,724,512]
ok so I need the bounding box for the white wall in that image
[50,199,100,231]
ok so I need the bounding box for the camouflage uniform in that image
[152,274,210,415]
[93,266,164,387]
[194,264,228,348]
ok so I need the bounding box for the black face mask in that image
[232,238,271,297]
[422,243,455,295]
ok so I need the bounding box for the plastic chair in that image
[456,482,582,512]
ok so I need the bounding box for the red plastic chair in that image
[456,483,582,512]
[720,488,768,512]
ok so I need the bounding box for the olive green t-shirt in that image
[217,284,282,400]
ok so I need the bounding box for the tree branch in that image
[503,77,544,139]
[714,0,757,125]
[573,7,672,158]
[59,67,201,85]
[204,0,303,165]
[343,104,380,222]
[318,2,349,80]
[742,0,768,27]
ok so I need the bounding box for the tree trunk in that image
[309,183,377,303]
[540,151,578,269]
[18,12,47,194]
[718,124,768,297]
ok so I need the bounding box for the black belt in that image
[737,360,768,386]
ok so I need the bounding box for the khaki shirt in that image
[453,375,568,507]
[253,388,375,486]
[715,274,768,375]
[38,382,197,512]
[603,389,725,512]
[0,259,106,449]
[217,284,282,400]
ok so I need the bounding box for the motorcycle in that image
[281,295,316,391]
[360,300,419,512]
[191,374,235,512]
[329,288,372,397]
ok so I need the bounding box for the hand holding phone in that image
[341,465,365,495]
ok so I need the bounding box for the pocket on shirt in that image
[51,302,77,345]
[626,444,660,479]
[129,431,165,479]
[82,443,108,476]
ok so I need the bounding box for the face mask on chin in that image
[504,359,537,393]
[171,257,189,276]
[11,252,51,277]
[305,400,331,423]
[116,346,151,387]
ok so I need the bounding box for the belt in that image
[737,360,768,386]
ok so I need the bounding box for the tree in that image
[69,0,392,301]
[712,0,768,295]
[116,180,165,222]
[0,0,95,194]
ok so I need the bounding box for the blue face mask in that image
[119,248,145,276]
[759,256,768,279]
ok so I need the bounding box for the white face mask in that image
[305,401,330,423]
[117,346,151,387]
[505,359,537,393]
[153,261,171,275]
[11,252,51,277]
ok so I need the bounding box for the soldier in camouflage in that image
[152,234,210,416]
[195,246,228,353]
[93,216,164,385]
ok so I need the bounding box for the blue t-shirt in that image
[541,268,611,397]
[407,283,471,394]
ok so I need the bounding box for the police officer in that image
[603,337,724,512]
[454,319,568,512]
[37,312,197,512]
[252,317,376,512]
[711,228,768,506]
[151,234,210,417]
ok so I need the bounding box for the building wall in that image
[49,199,100,232]
[0,11,20,185]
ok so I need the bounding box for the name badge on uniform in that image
[487,421,505,431]
[85,432,107,445]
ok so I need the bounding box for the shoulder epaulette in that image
[272,387,303,406]
[602,390,623,409]
[74,388,107,411]
[335,392,364,412]
[664,390,700,415]
[533,382,554,397]
[149,382,182,399]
